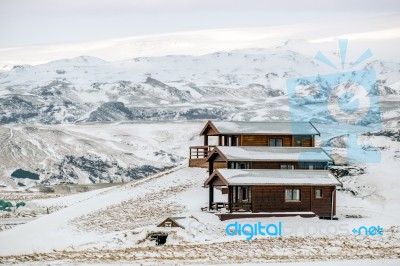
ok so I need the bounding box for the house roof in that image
[205,146,333,162]
[200,121,320,136]
[157,216,200,229]
[204,169,341,186]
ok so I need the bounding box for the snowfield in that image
[0,130,400,264]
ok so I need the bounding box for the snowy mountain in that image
[0,122,200,187]
[1,45,399,125]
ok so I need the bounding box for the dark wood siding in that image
[224,161,326,170]
[250,161,299,169]
[310,187,336,216]
[301,138,312,147]
[204,125,218,135]
[214,162,227,170]
[241,135,268,146]
[239,134,314,147]
[250,185,335,216]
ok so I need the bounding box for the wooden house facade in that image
[204,169,341,218]
[189,121,320,167]
[205,146,334,173]
[190,120,340,219]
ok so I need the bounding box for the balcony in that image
[189,145,215,168]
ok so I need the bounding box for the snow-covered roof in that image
[205,169,341,186]
[201,121,319,135]
[157,216,200,229]
[207,146,333,162]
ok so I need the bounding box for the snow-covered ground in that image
[0,130,399,264]
[0,119,399,264]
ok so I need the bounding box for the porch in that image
[189,131,240,168]
[189,145,215,168]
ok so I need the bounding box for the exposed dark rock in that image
[11,169,40,180]
[330,165,366,178]
[87,102,133,122]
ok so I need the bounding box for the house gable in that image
[157,217,185,229]
[200,121,219,136]
[204,170,229,187]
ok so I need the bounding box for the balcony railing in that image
[189,145,216,159]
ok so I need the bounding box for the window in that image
[315,189,323,198]
[280,164,294,170]
[285,189,300,201]
[241,187,248,201]
[269,138,283,146]
[294,136,312,147]
[164,222,172,227]
[235,186,251,202]
[308,164,315,170]
[233,162,248,169]
[230,136,238,146]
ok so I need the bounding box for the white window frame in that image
[269,138,283,147]
[280,164,294,170]
[285,188,301,202]
[315,188,323,199]
[164,221,172,227]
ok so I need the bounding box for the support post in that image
[228,186,233,213]
[209,185,214,211]
[331,187,335,220]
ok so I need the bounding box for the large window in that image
[234,186,251,202]
[269,138,283,146]
[315,189,323,198]
[280,164,294,170]
[285,189,300,201]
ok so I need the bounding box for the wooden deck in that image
[189,145,215,168]
[189,158,208,168]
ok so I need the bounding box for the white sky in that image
[0,0,399,64]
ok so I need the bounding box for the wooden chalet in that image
[204,169,341,218]
[205,146,334,173]
[189,121,320,167]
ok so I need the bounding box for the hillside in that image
[0,139,399,263]
[0,122,200,187]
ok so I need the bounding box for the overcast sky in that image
[1,0,399,48]
[0,0,399,65]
